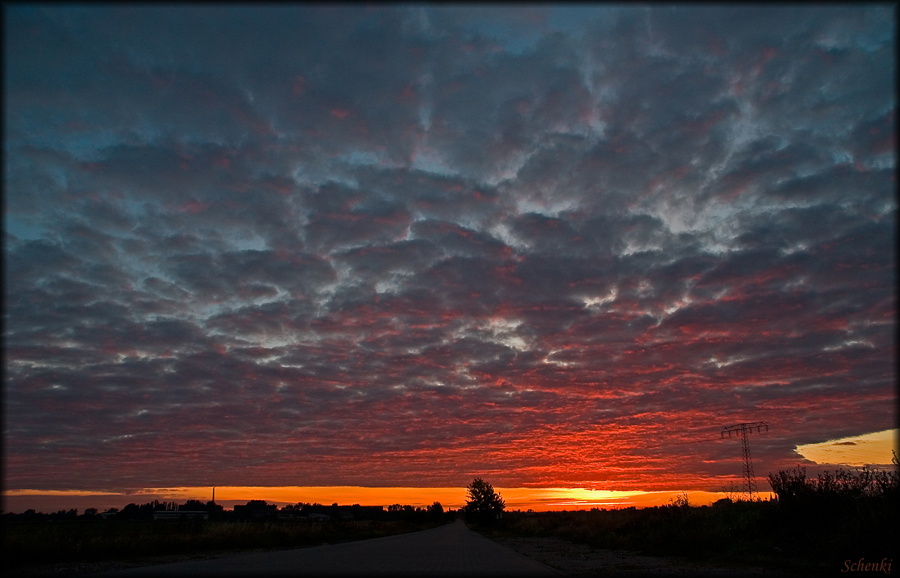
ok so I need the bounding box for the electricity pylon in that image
[721,422,768,500]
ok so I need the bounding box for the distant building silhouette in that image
[277,504,386,521]
[153,510,208,521]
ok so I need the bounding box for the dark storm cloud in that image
[4,4,895,492]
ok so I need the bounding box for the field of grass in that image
[2,517,445,571]
[471,496,897,575]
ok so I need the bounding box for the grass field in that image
[2,517,445,571]
[470,496,897,575]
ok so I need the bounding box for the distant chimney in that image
[212,487,215,503]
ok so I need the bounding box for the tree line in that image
[5,477,507,523]
[2,499,448,523]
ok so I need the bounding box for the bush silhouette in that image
[768,453,899,508]
[764,453,898,565]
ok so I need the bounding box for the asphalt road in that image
[98,519,562,577]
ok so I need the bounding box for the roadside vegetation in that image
[470,460,898,575]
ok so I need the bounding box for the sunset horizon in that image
[4,5,895,520]
[4,427,895,514]
[1,485,772,514]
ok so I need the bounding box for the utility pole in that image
[721,422,768,500]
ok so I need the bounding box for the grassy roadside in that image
[3,518,445,572]
[466,498,896,576]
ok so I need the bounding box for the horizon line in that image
[2,486,778,513]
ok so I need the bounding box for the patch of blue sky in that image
[454,13,543,55]
[291,165,359,190]
[831,150,853,165]
[865,156,895,171]
[451,6,617,55]
[129,117,166,144]
[816,6,894,53]
[113,242,167,285]
[4,215,47,242]
[547,5,618,37]
[339,150,381,167]
[5,117,92,157]
[231,235,268,252]
[418,102,433,130]
[44,130,123,162]
[122,196,150,218]
[46,121,163,161]
[47,166,68,189]
[197,289,288,326]
[410,149,457,178]
[515,197,580,219]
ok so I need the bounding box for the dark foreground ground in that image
[493,535,808,578]
[471,498,897,577]
[92,519,558,576]
[8,519,807,578]
[4,517,440,576]
[5,494,896,577]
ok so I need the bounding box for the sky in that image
[3,4,897,511]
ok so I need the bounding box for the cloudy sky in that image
[4,5,896,499]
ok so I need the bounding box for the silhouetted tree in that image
[119,503,155,520]
[465,478,505,523]
[22,509,43,521]
[428,501,444,522]
[48,508,78,521]
[180,499,208,511]
[233,500,278,521]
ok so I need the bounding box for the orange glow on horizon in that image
[3,489,122,497]
[3,486,773,512]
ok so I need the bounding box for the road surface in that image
[98,519,562,577]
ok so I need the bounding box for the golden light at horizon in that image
[3,486,760,511]
[795,429,898,467]
[126,486,676,509]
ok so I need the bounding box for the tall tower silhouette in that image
[721,422,769,500]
